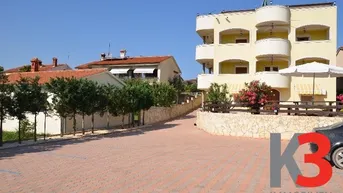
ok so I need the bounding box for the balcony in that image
[196,16,214,36]
[292,40,332,61]
[197,74,214,90]
[255,38,290,59]
[217,44,250,62]
[254,71,290,88]
[196,44,214,63]
[256,5,290,27]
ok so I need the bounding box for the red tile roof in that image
[5,64,69,73]
[76,56,171,69]
[7,68,107,84]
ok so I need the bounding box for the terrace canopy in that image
[279,62,343,101]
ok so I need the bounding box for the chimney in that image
[120,49,127,59]
[30,58,39,72]
[52,57,58,67]
[100,53,106,61]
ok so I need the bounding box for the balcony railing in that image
[196,44,214,62]
[255,38,290,58]
[254,71,290,88]
[196,15,215,33]
[256,5,290,27]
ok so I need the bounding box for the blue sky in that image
[0,0,341,79]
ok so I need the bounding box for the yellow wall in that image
[220,62,249,74]
[296,29,329,41]
[220,62,235,74]
[296,58,329,65]
[256,61,288,72]
[220,34,249,44]
[257,32,288,40]
[197,4,337,101]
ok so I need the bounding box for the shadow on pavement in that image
[0,123,179,160]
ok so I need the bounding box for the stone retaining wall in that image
[196,111,343,140]
[144,95,202,125]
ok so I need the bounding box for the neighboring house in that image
[337,47,343,67]
[196,2,337,102]
[4,57,72,73]
[3,68,126,135]
[76,50,182,83]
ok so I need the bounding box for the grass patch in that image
[3,131,51,143]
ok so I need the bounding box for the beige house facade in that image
[76,50,181,83]
[196,2,337,102]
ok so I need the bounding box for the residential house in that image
[196,2,337,102]
[337,47,343,67]
[4,57,72,73]
[76,50,182,83]
[4,66,126,135]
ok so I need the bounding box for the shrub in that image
[152,83,176,107]
[234,80,272,110]
[207,83,230,103]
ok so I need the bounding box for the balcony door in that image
[235,66,248,74]
[268,89,280,102]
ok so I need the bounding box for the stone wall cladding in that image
[144,95,202,125]
[196,111,343,140]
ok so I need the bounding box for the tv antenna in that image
[107,41,112,58]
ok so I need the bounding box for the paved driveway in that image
[1,111,343,193]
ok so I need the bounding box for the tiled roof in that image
[7,68,107,84]
[4,64,70,73]
[76,56,171,69]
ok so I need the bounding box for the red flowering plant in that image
[233,80,272,114]
[337,94,343,103]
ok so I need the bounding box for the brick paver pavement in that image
[1,111,343,193]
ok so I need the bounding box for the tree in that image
[207,83,229,104]
[184,83,198,93]
[26,77,49,141]
[137,81,153,125]
[0,66,13,146]
[46,77,72,136]
[100,84,115,130]
[19,65,31,72]
[168,74,184,104]
[106,84,121,128]
[124,79,142,127]
[233,80,272,114]
[64,78,82,135]
[117,87,131,128]
[9,77,31,143]
[152,83,176,107]
[75,79,98,134]
[89,84,109,133]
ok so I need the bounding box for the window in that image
[236,39,248,43]
[264,66,279,72]
[235,66,248,74]
[297,37,310,41]
[145,69,158,78]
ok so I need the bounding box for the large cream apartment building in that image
[196,2,337,102]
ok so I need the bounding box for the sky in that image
[0,0,342,80]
